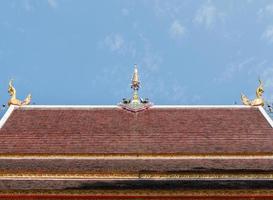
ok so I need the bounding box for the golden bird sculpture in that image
[241,79,264,106]
[8,80,31,106]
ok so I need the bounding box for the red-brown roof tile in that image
[0,105,273,191]
[0,106,272,154]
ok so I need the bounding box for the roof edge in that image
[0,105,15,129]
[16,105,252,109]
[258,106,273,128]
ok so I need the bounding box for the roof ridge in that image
[12,105,253,109]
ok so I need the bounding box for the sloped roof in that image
[0,105,272,155]
[0,105,273,192]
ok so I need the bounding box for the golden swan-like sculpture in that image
[8,80,31,106]
[241,79,264,106]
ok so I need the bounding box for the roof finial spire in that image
[131,64,140,91]
[131,64,140,104]
[118,64,152,112]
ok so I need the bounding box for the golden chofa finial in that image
[8,79,32,106]
[241,79,264,106]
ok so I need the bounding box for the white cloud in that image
[102,34,136,57]
[216,57,255,82]
[104,34,125,52]
[216,57,269,83]
[141,50,162,72]
[265,3,273,14]
[48,0,58,9]
[138,33,162,72]
[262,26,273,43]
[170,84,187,103]
[258,3,273,17]
[151,0,186,19]
[169,20,186,39]
[262,66,273,101]
[194,1,224,29]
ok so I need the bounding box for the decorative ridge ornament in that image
[118,64,152,112]
[131,66,140,104]
[241,79,264,106]
[8,80,32,106]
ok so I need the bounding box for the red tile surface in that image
[0,106,273,192]
[0,107,272,154]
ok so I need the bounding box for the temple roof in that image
[0,105,273,192]
[0,105,272,155]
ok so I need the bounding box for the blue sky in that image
[1,0,273,107]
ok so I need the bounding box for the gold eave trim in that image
[1,172,273,180]
[2,189,273,196]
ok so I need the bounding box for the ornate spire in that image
[131,65,140,104]
[131,64,140,90]
[119,64,152,112]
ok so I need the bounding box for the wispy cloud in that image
[152,0,183,18]
[48,0,58,9]
[104,34,125,52]
[137,33,162,72]
[140,49,162,72]
[102,33,136,57]
[121,8,129,16]
[258,3,273,17]
[170,84,188,103]
[262,66,273,101]
[144,2,188,40]
[23,0,58,11]
[194,1,224,29]
[216,57,269,83]
[24,0,34,11]
[169,20,186,39]
[262,26,273,44]
[265,3,273,14]
[216,57,255,82]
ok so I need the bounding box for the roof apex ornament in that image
[241,79,264,106]
[8,79,32,106]
[131,64,140,90]
[119,64,152,112]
